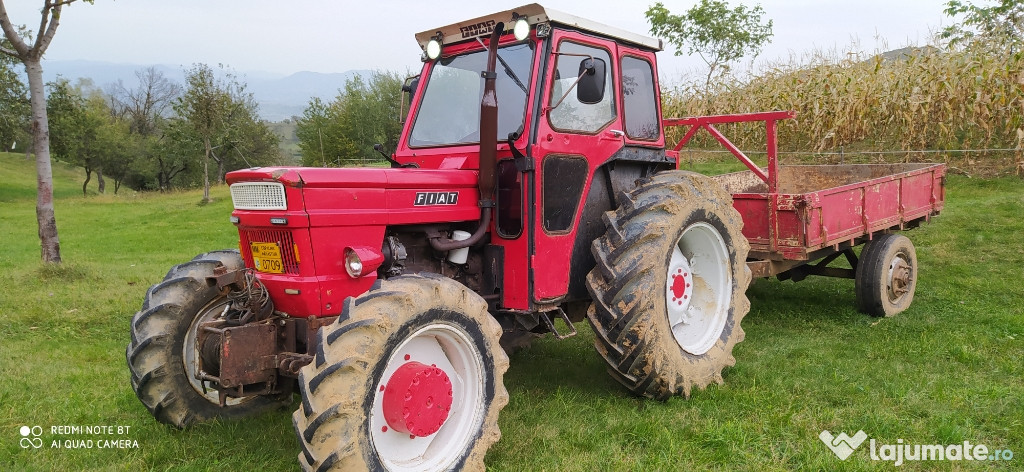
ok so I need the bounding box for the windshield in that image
[409,43,534,147]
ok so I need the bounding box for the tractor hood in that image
[226,166,482,226]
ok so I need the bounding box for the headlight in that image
[344,248,363,278]
[426,38,442,60]
[513,18,530,41]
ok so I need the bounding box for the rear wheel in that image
[293,274,508,472]
[587,171,751,400]
[126,250,286,427]
[855,233,918,317]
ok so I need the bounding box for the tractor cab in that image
[387,4,673,313]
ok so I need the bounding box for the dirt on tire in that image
[586,170,751,400]
[126,250,286,428]
[293,274,509,472]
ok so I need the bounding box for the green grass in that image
[1,151,1021,470]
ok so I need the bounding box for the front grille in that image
[230,182,287,210]
[240,229,300,274]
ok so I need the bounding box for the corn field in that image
[661,42,1024,176]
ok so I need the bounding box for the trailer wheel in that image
[587,170,751,400]
[855,234,918,317]
[126,250,286,428]
[293,274,508,472]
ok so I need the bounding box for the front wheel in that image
[587,171,751,400]
[293,274,509,472]
[126,250,286,427]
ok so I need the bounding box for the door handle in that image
[601,129,625,140]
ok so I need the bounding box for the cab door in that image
[530,30,623,303]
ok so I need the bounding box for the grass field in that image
[1,151,1021,471]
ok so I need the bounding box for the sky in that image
[2,0,951,82]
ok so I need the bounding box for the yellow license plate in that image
[250,242,284,274]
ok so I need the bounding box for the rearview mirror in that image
[576,58,605,104]
[399,75,420,124]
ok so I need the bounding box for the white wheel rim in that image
[665,222,732,355]
[182,298,247,406]
[370,323,485,471]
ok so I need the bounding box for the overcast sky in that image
[3,0,950,82]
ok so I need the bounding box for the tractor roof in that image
[414,3,662,53]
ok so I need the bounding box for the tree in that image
[942,0,1024,49]
[0,0,92,263]
[295,96,359,166]
[0,38,27,153]
[296,71,403,167]
[109,66,181,136]
[175,64,234,203]
[646,0,773,85]
[47,78,131,195]
[174,64,280,200]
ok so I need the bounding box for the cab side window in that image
[548,42,615,133]
[621,56,659,140]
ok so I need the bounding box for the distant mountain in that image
[35,60,370,121]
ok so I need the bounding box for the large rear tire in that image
[586,170,751,400]
[126,250,286,428]
[293,274,509,472]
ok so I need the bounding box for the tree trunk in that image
[114,178,121,194]
[25,58,61,263]
[82,166,92,196]
[202,137,211,203]
[96,167,105,194]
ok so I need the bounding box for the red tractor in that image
[126,5,944,471]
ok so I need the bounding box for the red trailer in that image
[667,111,945,315]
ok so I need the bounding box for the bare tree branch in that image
[32,1,52,53]
[35,2,64,55]
[0,1,31,57]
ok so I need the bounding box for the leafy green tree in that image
[176,64,229,203]
[646,0,773,85]
[46,78,132,195]
[0,38,27,153]
[207,85,280,182]
[296,71,403,167]
[174,64,280,200]
[296,96,360,166]
[942,0,1024,49]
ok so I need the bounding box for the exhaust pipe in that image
[426,22,503,252]
[478,22,503,209]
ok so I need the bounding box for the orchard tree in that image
[646,0,773,85]
[0,0,93,263]
[942,0,1024,49]
[0,38,27,152]
[47,78,128,195]
[296,96,360,166]
[296,71,403,167]
[175,64,280,199]
[175,64,234,203]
